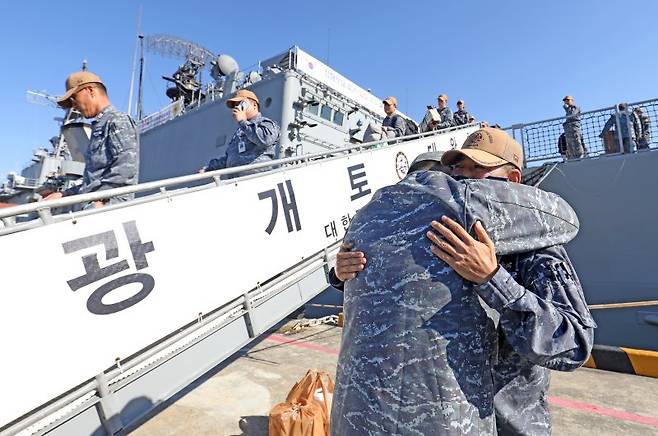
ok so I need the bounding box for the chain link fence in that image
[505,98,658,166]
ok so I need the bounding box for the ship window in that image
[305,102,319,115]
[333,110,344,126]
[320,104,333,121]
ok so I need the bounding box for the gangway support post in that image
[95,372,123,435]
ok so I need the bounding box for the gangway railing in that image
[2,241,341,436]
[505,97,658,165]
[0,123,476,233]
[0,123,479,435]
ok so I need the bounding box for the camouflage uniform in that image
[562,104,584,159]
[328,242,595,435]
[634,113,651,150]
[486,245,595,435]
[601,110,636,153]
[383,114,407,137]
[331,170,582,436]
[206,114,280,178]
[64,105,139,204]
[454,109,471,126]
[435,106,455,130]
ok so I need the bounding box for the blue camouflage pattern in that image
[562,104,584,158]
[436,106,454,130]
[454,109,471,126]
[634,112,651,149]
[64,105,139,203]
[331,170,581,436]
[383,114,407,137]
[327,244,595,435]
[485,245,596,435]
[206,113,280,178]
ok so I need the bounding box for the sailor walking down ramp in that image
[331,171,580,435]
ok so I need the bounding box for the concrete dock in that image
[130,323,658,435]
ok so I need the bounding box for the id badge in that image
[238,140,246,153]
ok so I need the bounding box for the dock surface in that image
[131,323,658,435]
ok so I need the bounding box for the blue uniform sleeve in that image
[95,116,139,191]
[206,155,227,171]
[239,117,280,148]
[390,115,406,137]
[472,245,596,371]
[565,105,581,121]
[328,267,345,291]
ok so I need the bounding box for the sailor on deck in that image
[381,96,406,138]
[453,99,471,126]
[562,96,585,159]
[634,107,652,150]
[422,93,454,132]
[45,71,139,208]
[204,89,280,178]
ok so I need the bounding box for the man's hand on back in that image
[426,216,498,285]
[335,242,367,282]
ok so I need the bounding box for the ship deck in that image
[130,322,658,435]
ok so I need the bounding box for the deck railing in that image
[505,98,658,166]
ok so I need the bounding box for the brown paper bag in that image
[269,370,335,436]
[268,399,326,436]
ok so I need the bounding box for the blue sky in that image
[1,0,656,179]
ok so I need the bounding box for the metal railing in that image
[1,240,341,436]
[505,98,658,165]
[0,123,476,229]
[138,99,185,133]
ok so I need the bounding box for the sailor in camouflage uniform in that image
[633,107,652,150]
[421,94,454,132]
[330,129,595,435]
[453,99,471,126]
[562,96,585,159]
[205,89,280,178]
[47,71,138,208]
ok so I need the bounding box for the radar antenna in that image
[145,33,218,105]
[26,90,59,108]
[145,34,216,67]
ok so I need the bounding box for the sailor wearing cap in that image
[434,129,595,435]
[562,96,585,159]
[330,126,588,435]
[422,93,454,132]
[381,96,406,138]
[203,89,280,178]
[44,71,139,207]
[453,99,471,126]
[332,129,595,435]
[634,107,652,150]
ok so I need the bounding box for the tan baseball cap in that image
[438,94,448,102]
[562,95,573,101]
[57,71,104,108]
[226,89,259,107]
[383,96,397,106]
[441,127,524,170]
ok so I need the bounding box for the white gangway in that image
[0,125,477,436]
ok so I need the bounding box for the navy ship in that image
[0,38,656,435]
